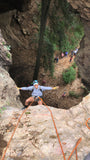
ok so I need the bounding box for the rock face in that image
[75,20,90,90]
[0,66,23,108]
[0,30,23,108]
[0,94,90,160]
[67,0,90,20]
[0,29,12,70]
[0,0,30,13]
[67,0,90,90]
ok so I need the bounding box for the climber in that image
[65,51,68,56]
[73,48,78,56]
[17,80,59,109]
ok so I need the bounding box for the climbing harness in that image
[1,98,82,160]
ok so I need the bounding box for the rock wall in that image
[0,66,23,108]
[67,0,90,90]
[0,30,23,109]
[0,29,12,70]
[0,94,90,159]
[67,0,90,20]
[75,20,90,90]
[0,0,30,13]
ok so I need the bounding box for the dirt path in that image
[53,54,84,108]
[54,55,74,78]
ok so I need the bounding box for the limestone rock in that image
[0,29,12,70]
[67,0,90,20]
[75,21,90,90]
[0,94,90,160]
[0,66,23,108]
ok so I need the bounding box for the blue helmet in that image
[33,80,38,85]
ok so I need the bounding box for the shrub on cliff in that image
[62,66,76,84]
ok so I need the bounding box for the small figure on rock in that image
[17,80,59,109]
[54,55,59,63]
[62,92,66,98]
[61,52,64,58]
[65,51,68,57]
[69,55,73,62]
[73,48,78,56]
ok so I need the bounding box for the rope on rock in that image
[39,97,66,160]
[39,97,82,160]
[1,101,34,160]
[86,118,90,130]
[1,97,82,160]
[67,137,82,160]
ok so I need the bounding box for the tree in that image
[33,0,51,80]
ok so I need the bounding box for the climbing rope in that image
[39,97,66,160]
[1,101,34,160]
[1,97,82,160]
[67,137,82,160]
[39,97,82,160]
[86,118,90,130]
[75,148,78,160]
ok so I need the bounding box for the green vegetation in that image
[0,109,2,113]
[62,66,76,84]
[72,62,77,68]
[25,112,31,115]
[33,0,84,77]
[78,70,81,78]
[69,91,80,98]
[49,0,84,52]
[6,52,11,59]
[0,107,6,114]
[81,86,90,96]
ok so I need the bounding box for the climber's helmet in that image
[33,80,38,86]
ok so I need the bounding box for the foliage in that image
[72,62,77,68]
[25,112,31,114]
[62,66,76,84]
[77,70,81,78]
[43,30,54,76]
[0,107,6,114]
[32,0,84,77]
[49,0,84,53]
[34,26,55,76]
[69,91,79,98]
[81,86,90,96]
[6,52,11,59]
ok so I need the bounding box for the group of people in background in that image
[69,48,79,62]
[54,47,79,63]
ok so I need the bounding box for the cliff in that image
[67,0,90,90]
[67,0,90,20]
[0,94,90,160]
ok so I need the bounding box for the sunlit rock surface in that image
[0,94,90,160]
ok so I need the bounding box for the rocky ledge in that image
[0,94,90,160]
[67,0,90,20]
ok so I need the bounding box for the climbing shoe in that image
[21,105,28,110]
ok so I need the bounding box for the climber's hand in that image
[53,86,59,90]
[16,87,21,90]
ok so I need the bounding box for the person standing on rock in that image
[17,80,59,109]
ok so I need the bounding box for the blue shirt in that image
[21,85,52,97]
